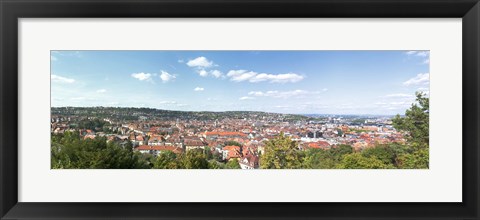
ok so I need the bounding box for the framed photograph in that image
[1,0,479,219]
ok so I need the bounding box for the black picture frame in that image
[1,0,479,219]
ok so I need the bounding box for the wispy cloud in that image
[406,50,430,64]
[51,74,75,84]
[159,101,177,104]
[403,73,430,86]
[210,70,224,78]
[131,72,152,81]
[194,87,204,92]
[71,97,86,101]
[239,96,255,100]
[406,51,429,57]
[384,93,413,98]
[227,70,304,83]
[248,89,322,98]
[96,89,107,93]
[374,100,413,110]
[417,87,430,96]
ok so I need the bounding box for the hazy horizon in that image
[50,106,403,117]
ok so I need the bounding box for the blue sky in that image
[51,50,429,115]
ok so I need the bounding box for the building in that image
[239,154,259,169]
[222,145,242,160]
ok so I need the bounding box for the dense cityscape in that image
[51,92,429,169]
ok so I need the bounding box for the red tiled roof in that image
[149,135,162,142]
[184,140,206,147]
[223,145,242,159]
[307,141,330,149]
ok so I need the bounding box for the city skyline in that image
[51,50,429,115]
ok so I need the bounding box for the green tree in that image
[178,149,209,169]
[397,148,429,169]
[203,146,213,160]
[208,159,225,169]
[224,141,242,147]
[329,144,354,162]
[361,145,396,166]
[303,149,336,169]
[225,158,241,169]
[393,92,429,147]
[153,151,179,169]
[260,132,303,169]
[338,153,395,169]
[392,91,429,168]
[51,131,150,169]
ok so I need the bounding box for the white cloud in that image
[197,69,208,77]
[96,89,107,93]
[239,96,255,100]
[194,87,204,92]
[210,70,223,78]
[251,73,304,83]
[178,59,184,63]
[403,73,430,86]
[159,70,176,82]
[248,89,321,98]
[187,57,214,68]
[322,88,328,92]
[51,74,75,83]
[51,55,57,61]
[131,72,152,81]
[227,70,257,82]
[194,69,223,78]
[227,70,304,83]
[248,91,264,96]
